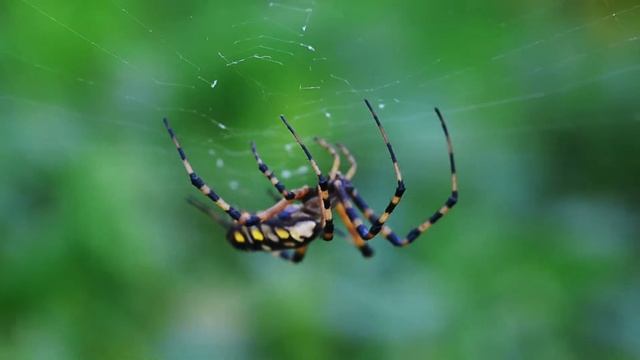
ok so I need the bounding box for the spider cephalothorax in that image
[164,99,458,263]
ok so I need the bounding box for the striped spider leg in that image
[163,118,309,224]
[163,118,259,225]
[314,138,374,257]
[336,143,357,180]
[251,141,296,200]
[278,115,336,241]
[339,107,458,246]
[329,99,407,241]
[278,99,407,242]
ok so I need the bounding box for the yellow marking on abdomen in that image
[234,231,246,243]
[251,227,264,241]
[275,227,289,239]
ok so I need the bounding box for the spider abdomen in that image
[226,217,321,251]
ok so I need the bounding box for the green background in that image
[2,0,640,359]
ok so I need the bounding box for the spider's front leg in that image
[346,181,457,246]
[337,99,407,240]
[341,107,458,246]
[279,115,334,241]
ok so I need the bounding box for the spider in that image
[163,99,458,263]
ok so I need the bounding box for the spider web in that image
[3,1,640,192]
[3,0,640,357]
[3,1,640,186]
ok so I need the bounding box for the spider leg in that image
[339,99,406,240]
[314,137,341,180]
[251,141,296,200]
[256,186,311,221]
[165,119,309,226]
[335,202,374,257]
[291,246,308,263]
[337,143,357,180]
[273,246,308,263]
[265,189,351,234]
[186,196,231,227]
[273,250,293,261]
[163,118,261,225]
[345,108,458,246]
[279,115,334,241]
[346,185,456,246]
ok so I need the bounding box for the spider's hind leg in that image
[335,202,374,258]
[163,118,259,225]
[186,196,231,227]
[273,246,309,263]
[343,107,458,247]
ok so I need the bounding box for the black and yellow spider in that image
[163,99,458,263]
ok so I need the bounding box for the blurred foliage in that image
[1,0,640,359]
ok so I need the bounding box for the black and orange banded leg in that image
[274,251,292,261]
[347,187,377,223]
[251,141,296,200]
[256,186,311,221]
[314,137,341,180]
[291,246,308,263]
[346,107,458,246]
[334,181,374,240]
[337,143,357,180]
[279,115,334,241]
[348,186,457,246]
[335,203,374,258]
[163,118,261,226]
[336,181,404,246]
[342,99,406,240]
[274,246,308,263]
[345,187,405,246]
